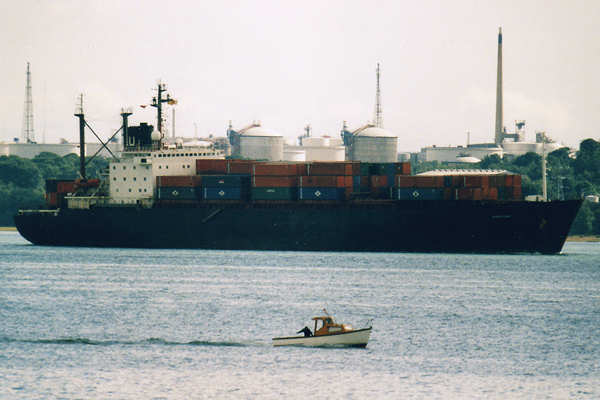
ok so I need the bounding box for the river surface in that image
[1,231,599,399]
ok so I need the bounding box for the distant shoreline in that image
[566,235,600,242]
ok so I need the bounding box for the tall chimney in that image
[494,27,503,146]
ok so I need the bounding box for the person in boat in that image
[296,326,313,337]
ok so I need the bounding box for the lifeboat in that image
[272,312,372,348]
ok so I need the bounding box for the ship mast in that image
[150,82,175,141]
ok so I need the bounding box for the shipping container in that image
[200,174,250,187]
[415,176,444,188]
[158,186,197,200]
[397,188,444,200]
[253,163,299,176]
[253,176,298,187]
[370,175,389,188]
[228,160,256,174]
[156,175,202,187]
[299,176,347,188]
[513,186,522,200]
[57,181,76,193]
[464,176,483,188]
[371,187,392,199]
[308,162,354,176]
[513,174,522,187]
[397,175,417,188]
[401,162,411,176]
[47,192,58,207]
[251,187,297,200]
[196,159,228,174]
[203,187,244,200]
[505,175,514,187]
[299,187,345,200]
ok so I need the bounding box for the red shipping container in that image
[57,181,76,193]
[397,175,417,188]
[253,163,299,176]
[505,175,514,187]
[465,176,483,188]
[196,159,228,174]
[370,175,389,188]
[415,176,443,188]
[401,162,411,176]
[309,162,352,176]
[487,187,499,200]
[228,160,255,174]
[472,188,482,200]
[47,192,58,207]
[513,174,522,188]
[253,176,298,187]
[157,175,202,187]
[300,176,340,187]
[337,176,353,188]
[480,175,490,188]
[513,186,522,200]
[295,163,309,176]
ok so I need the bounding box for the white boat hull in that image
[272,327,371,347]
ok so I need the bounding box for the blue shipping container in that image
[397,188,444,200]
[203,187,243,200]
[299,187,345,200]
[200,174,250,188]
[158,186,197,200]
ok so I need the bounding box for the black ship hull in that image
[14,200,581,254]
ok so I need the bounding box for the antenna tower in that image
[373,63,383,128]
[22,62,35,143]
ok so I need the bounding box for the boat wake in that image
[0,336,264,347]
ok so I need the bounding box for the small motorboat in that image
[272,311,372,348]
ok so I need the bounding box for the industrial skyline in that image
[1,0,598,152]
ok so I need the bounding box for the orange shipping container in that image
[337,176,353,188]
[472,188,483,200]
[253,176,298,187]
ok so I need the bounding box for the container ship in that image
[14,124,581,254]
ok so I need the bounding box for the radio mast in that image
[22,62,35,143]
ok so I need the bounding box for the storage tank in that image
[283,149,306,162]
[350,127,398,162]
[302,137,330,147]
[239,127,284,161]
[304,146,346,161]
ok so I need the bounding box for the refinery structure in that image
[3,28,563,164]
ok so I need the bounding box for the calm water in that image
[1,231,599,399]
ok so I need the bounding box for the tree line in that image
[0,152,108,226]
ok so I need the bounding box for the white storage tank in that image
[239,127,284,161]
[301,136,330,147]
[350,127,398,162]
[305,146,346,161]
[283,149,306,162]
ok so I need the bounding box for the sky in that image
[0,0,598,152]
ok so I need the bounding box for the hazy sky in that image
[1,0,598,151]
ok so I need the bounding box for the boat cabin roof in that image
[312,316,334,322]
